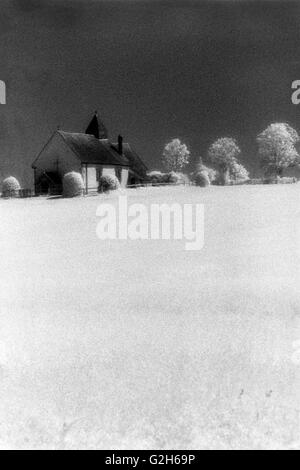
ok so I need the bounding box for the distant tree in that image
[257,123,300,177]
[194,171,210,187]
[162,139,190,172]
[229,161,250,182]
[195,156,205,172]
[208,137,241,185]
[195,158,217,184]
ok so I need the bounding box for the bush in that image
[63,172,84,198]
[194,171,210,187]
[147,171,165,184]
[195,164,217,184]
[147,171,189,185]
[176,172,190,184]
[166,171,181,184]
[98,174,120,193]
[1,176,21,197]
[166,171,190,184]
[264,176,297,185]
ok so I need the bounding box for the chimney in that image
[118,134,123,155]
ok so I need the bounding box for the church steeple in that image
[85,111,108,140]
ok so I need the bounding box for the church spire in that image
[85,111,108,139]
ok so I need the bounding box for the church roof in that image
[122,143,148,175]
[111,142,148,176]
[57,131,129,166]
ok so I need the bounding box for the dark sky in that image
[1,0,300,185]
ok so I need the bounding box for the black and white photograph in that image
[0,0,300,451]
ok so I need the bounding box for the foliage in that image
[98,174,120,193]
[194,171,210,187]
[229,161,250,182]
[147,171,188,185]
[257,123,300,177]
[162,139,190,172]
[207,137,242,185]
[208,138,241,171]
[166,171,189,184]
[63,172,84,198]
[194,162,217,183]
[147,171,164,184]
[1,177,21,197]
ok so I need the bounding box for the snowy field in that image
[0,184,300,450]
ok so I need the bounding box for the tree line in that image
[161,122,300,185]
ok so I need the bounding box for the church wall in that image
[82,165,128,191]
[121,168,129,187]
[34,132,81,182]
[102,167,117,177]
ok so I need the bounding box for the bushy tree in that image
[208,138,241,185]
[162,139,190,172]
[63,172,84,198]
[257,123,299,177]
[2,176,21,197]
[98,174,120,193]
[195,161,217,184]
[229,161,250,182]
[194,171,210,187]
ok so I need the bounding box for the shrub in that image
[176,172,190,184]
[1,176,21,197]
[204,168,217,184]
[63,172,84,198]
[147,171,165,184]
[166,171,181,184]
[166,171,190,184]
[194,171,210,187]
[278,177,297,184]
[194,164,217,184]
[147,171,189,185]
[264,176,297,185]
[98,174,120,193]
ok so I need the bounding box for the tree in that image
[195,158,217,184]
[194,171,210,187]
[162,139,190,172]
[207,137,241,185]
[229,161,249,182]
[256,123,299,178]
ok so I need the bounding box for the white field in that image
[0,185,300,450]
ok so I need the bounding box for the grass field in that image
[0,184,300,449]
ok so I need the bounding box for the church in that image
[32,113,148,195]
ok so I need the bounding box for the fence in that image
[1,188,32,199]
[127,181,193,188]
[1,177,298,199]
[246,177,298,185]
